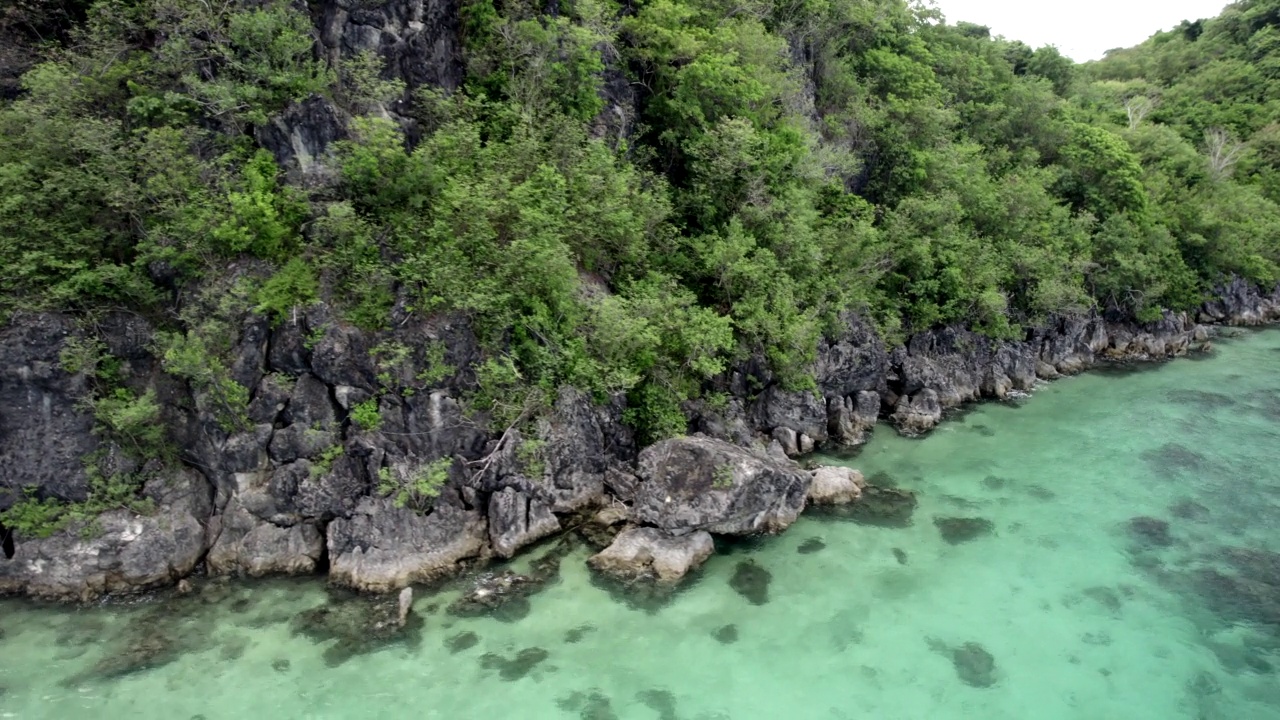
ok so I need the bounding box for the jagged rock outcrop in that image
[315,0,464,95]
[1199,277,1280,326]
[256,95,349,187]
[487,488,559,559]
[327,495,487,592]
[828,390,881,446]
[587,527,715,586]
[631,435,811,535]
[0,468,212,600]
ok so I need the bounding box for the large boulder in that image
[327,495,487,592]
[0,468,213,600]
[808,466,865,505]
[587,527,714,586]
[631,435,811,535]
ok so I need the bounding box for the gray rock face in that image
[0,469,212,600]
[1199,277,1280,326]
[891,389,943,436]
[587,527,714,586]
[316,0,464,95]
[751,386,828,449]
[487,488,560,559]
[828,390,881,447]
[632,436,811,535]
[255,95,349,187]
[327,495,487,592]
[206,497,324,576]
[536,388,629,512]
[0,314,97,508]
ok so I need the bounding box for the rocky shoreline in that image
[1,278,1278,601]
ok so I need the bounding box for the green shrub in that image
[350,399,382,432]
[256,257,319,323]
[377,457,453,511]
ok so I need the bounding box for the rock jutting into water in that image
[934,517,996,545]
[631,435,812,535]
[807,466,866,505]
[729,561,772,605]
[587,527,715,590]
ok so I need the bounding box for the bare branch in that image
[1205,127,1246,180]
[1124,95,1159,130]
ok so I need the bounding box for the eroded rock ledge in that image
[1,280,1277,600]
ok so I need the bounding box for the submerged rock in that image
[564,625,595,643]
[587,527,714,588]
[832,486,918,527]
[934,517,995,545]
[636,688,679,720]
[291,589,423,667]
[556,690,618,720]
[1190,547,1280,628]
[1126,517,1174,548]
[729,561,772,605]
[928,637,998,688]
[446,631,480,653]
[797,537,826,555]
[448,571,539,619]
[631,435,811,535]
[479,647,550,681]
[713,624,739,644]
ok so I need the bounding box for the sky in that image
[929,0,1233,61]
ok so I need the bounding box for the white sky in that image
[928,0,1233,61]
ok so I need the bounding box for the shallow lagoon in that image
[2,330,1279,720]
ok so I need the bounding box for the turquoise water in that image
[3,331,1280,720]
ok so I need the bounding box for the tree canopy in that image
[3,0,1280,440]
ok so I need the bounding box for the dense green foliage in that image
[4,0,1280,445]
